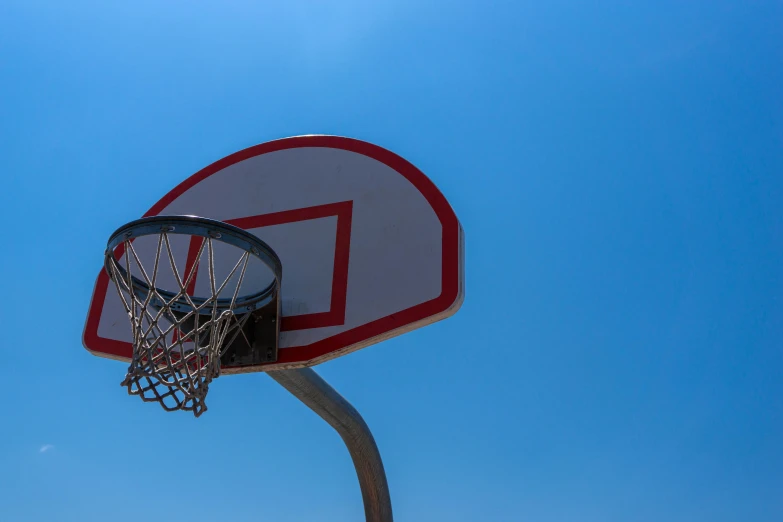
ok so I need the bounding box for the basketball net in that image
[106,232,253,417]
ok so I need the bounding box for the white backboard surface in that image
[84,136,464,370]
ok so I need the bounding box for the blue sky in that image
[1,1,782,521]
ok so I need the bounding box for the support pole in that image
[269,368,393,522]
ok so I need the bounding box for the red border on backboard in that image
[83,135,462,368]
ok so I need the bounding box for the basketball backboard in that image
[83,135,464,372]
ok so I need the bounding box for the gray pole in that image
[268,368,393,522]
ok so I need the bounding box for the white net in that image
[106,232,255,417]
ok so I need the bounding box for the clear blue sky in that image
[1,1,782,521]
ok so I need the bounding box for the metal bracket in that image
[221,296,279,367]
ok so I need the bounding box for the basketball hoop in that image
[83,136,467,521]
[104,215,282,417]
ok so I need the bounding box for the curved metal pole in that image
[268,368,393,522]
